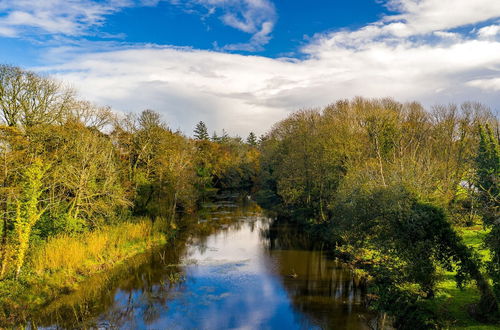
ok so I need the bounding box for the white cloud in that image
[384,0,500,36]
[0,0,134,37]
[477,25,500,39]
[223,20,274,51]
[40,37,500,136]
[15,0,500,136]
[171,0,277,51]
[467,78,500,91]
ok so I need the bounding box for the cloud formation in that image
[12,0,500,136]
[384,0,500,35]
[171,0,277,51]
[0,0,135,37]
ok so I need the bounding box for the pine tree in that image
[247,132,257,146]
[193,121,209,140]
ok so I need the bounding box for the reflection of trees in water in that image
[29,201,373,329]
[29,200,263,328]
[30,242,187,328]
[185,201,262,256]
[262,218,372,329]
[261,217,318,251]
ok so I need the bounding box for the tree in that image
[0,126,26,277]
[476,124,499,220]
[247,132,257,146]
[475,124,500,300]
[0,65,74,127]
[211,131,219,142]
[219,129,229,143]
[193,121,209,140]
[14,158,46,277]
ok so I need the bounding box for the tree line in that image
[1,64,498,328]
[0,65,259,280]
[257,98,499,328]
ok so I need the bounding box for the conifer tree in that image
[193,121,209,140]
[219,129,229,143]
[476,124,499,216]
[211,131,219,142]
[246,132,257,146]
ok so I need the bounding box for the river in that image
[30,199,374,329]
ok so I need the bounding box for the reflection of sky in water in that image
[71,206,373,330]
[109,220,319,329]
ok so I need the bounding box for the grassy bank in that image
[433,226,498,329]
[0,217,176,326]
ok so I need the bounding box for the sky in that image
[0,0,499,136]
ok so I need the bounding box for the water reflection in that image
[31,200,373,329]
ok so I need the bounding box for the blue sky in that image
[0,0,388,64]
[0,0,499,135]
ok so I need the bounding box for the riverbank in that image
[23,200,374,329]
[285,214,499,329]
[0,216,176,327]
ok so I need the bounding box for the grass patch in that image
[433,225,498,329]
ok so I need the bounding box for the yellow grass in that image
[30,217,167,278]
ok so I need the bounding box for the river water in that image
[32,199,373,329]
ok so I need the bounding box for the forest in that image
[0,65,499,329]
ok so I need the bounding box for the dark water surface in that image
[32,200,373,329]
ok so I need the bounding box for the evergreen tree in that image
[476,124,499,216]
[193,121,209,140]
[246,132,257,146]
[211,131,219,142]
[475,124,500,301]
[219,129,229,143]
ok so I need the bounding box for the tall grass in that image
[31,217,169,279]
[0,217,174,327]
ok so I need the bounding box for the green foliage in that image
[369,272,439,329]
[475,124,500,302]
[13,158,46,277]
[476,124,500,222]
[258,97,499,326]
